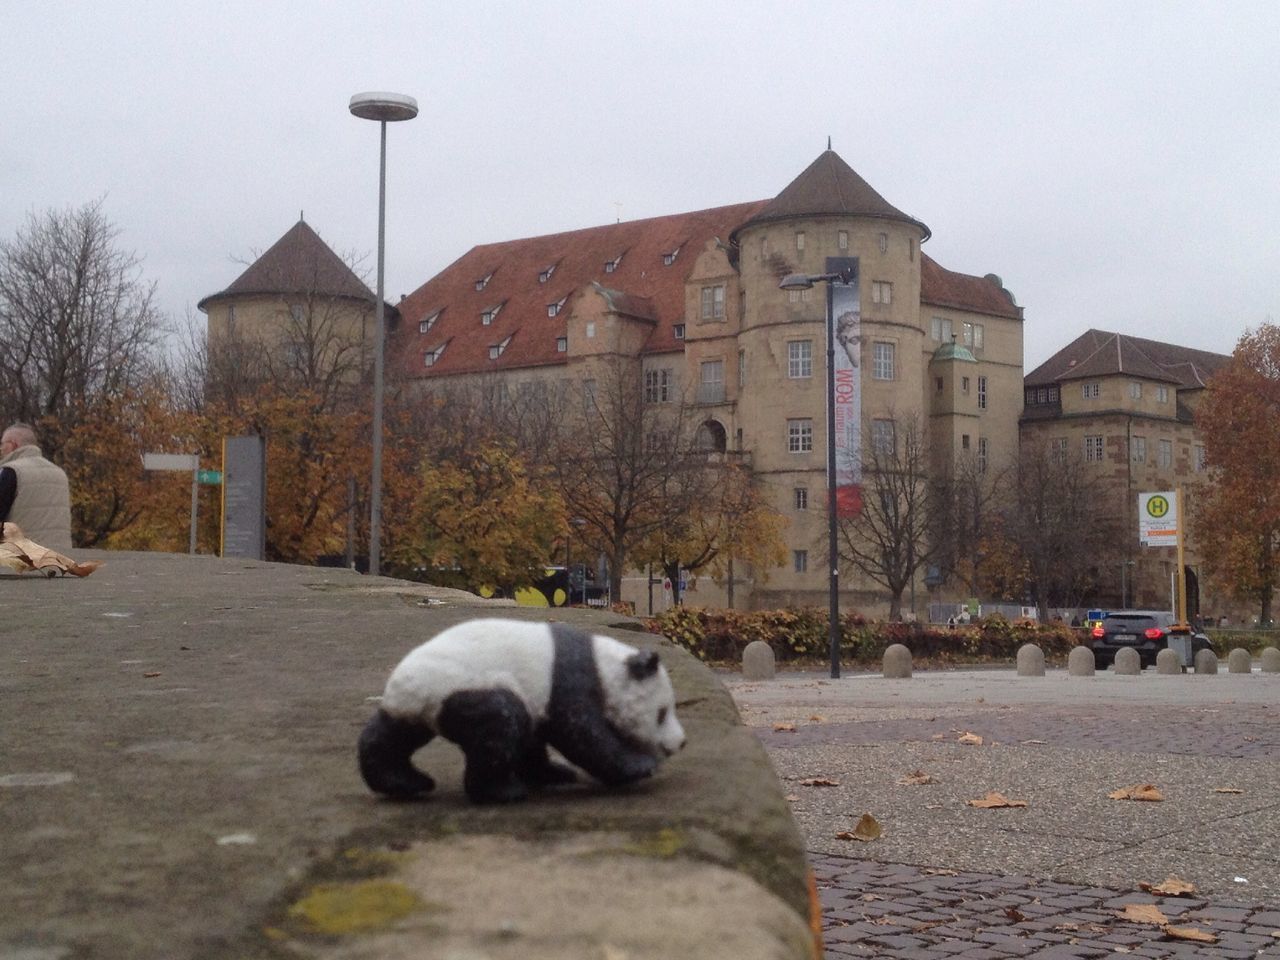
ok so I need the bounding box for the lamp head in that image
[778,273,816,291]
[349,92,419,122]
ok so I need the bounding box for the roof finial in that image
[300,210,305,222]
[827,135,832,151]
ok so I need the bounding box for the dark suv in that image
[1089,610,1211,668]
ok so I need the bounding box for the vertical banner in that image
[828,256,862,517]
[222,435,266,560]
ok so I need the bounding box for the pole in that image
[369,119,387,577]
[826,280,841,678]
[1175,485,1187,625]
[189,467,199,555]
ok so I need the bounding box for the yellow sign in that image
[1145,495,1170,519]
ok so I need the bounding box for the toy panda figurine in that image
[358,618,686,804]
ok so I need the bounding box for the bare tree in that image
[0,198,163,453]
[930,453,1011,598]
[836,414,938,620]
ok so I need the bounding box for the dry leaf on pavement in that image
[1109,783,1164,802]
[1117,904,1169,925]
[1163,925,1218,943]
[967,791,1027,809]
[1005,908,1027,922]
[1021,739,1047,745]
[957,731,984,745]
[897,770,936,786]
[834,813,882,842]
[772,722,796,732]
[808,715,826,723]
[1139,877,1197,897]
[1213,787,1244,794]
[784,794,801,802]
[799,777,840,787]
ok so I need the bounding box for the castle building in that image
[392,149,1025,615]
[1021,329,1231,617]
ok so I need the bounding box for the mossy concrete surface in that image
[1,551,813,960]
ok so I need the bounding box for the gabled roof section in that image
[198,220,376,310]
[920,255,1022,320]
[1025,329,1230,388]
[732,149,930,241]
[395,200,767,376]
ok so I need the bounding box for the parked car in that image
[1089,610,1212,668]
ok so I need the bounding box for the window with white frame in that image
[663,247,680,265]
[977,437,989,473]
[837,230,848,250]
[488,335,512,360]
[872,281,892,305]
[1158,438,1173,469]
[1131,435,1146,463]
[418,309,441,333]
[673,323,685,340]
[795,231,805,251]
[538,264,556,283]
[698,359,725,404]
[871,419,896,456]
[1082,382,1100,399]
[878,232,888,254]
[1157,385,1169,403]
[474,272,493,291]
[978,375,988,410]
[585,320,595,338]
[872,342,895,380]
[604,254,622,273]
[556,336,567,353]
[481,303,502,325]
[787,419,813,453]
[794,550,808,573]
[423,342,447,366]
[1084,434,1104,462]
[962,321,984,350]
[793,487,808,510]
[700,284,725,320]
[931,317,953,342]
[1194,444,1207,471]
[1051,437,1068,464]
[787,340,813,379]
[644,368,672,404]
[1129,381,1143,399]
[547,297,567,317]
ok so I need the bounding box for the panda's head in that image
[596,639,686,759]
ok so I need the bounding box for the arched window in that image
[696,419,727,453]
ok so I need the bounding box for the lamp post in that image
[349,91,417,576]
[780,260,858,678]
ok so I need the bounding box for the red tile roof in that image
[920,255,1022,320]
[1025,329,1229,388]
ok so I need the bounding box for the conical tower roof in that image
[198,220,375,310]
[732,149,930,240]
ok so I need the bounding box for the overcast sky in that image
[4,1,1277,370]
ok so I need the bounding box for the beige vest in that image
[2,445,73,551]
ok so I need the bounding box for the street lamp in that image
[779,259,859,678]
[349,91,417,576]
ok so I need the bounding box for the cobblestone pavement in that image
[815,856,1280,959]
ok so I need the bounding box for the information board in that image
[222,435,265,560]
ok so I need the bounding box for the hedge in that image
[644,606,1082,665]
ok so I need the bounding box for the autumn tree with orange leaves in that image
[1191,324,1280,624]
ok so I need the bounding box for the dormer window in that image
[481,302,503,325]
[538,263,557,283]
[556,336,568,353]
[547,296,568,317]
[673,324,686,340]
[488,336,512,360]
[474,272,494,291]
[662,247,680,266]
[418,309,442,334]
[423,342,447,367]
[604,254,623,274]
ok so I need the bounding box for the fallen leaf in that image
[1021,739,1047,745]
[930,733,946,741]
[143,671,162,678]
[1109,783,1164,802]
[923,868,958,876]
[1139,877,1197,897]
[808,715,826,723]
[834,813,882,842]
[1213,787,1244,794]
[1117,903,1169,925]
[798,777,840,787]
[859,893,884,901]
[784,794,801,802]
[967,791,1028,809]
[1163,925,1217,943]
[1005,907,1027,922]
[976,697,985,703]
[772,722,796,732]
[897,770,936,786]
[957,732,984,746]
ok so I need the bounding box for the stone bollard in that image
[1016,643,1045,677]
[1068,645,1095,677]
[1227,648,1252,674]
[1193,648,1219,674]
[1262,647,1280,673]
[741,640,776,681]
[882,643,912,679]
[1155,648,1182,675]
[1114,648,1142,675]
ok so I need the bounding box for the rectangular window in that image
[1157,385,1169,403]
[878,232,888,254]
[538,264,555,283]
[1194,444,1206,472]
[931,317,953,342]
[1051,437,1068,464]
[673,323,685,340]
[977,437,988,473]
[978,375,988,410]
[585,321,595,339]
[872,281,892,305]
[738,349,746,389]
[962,434,971,450]
[556,336,567,353]
[872,419,896,456]
[1131,435,1146,463]
[698,360,725,404]
[1130,381,1143,400]
[787,419,813,453]
[793,488,808,511]
[787,340,813,379]
[1082,382,1100,399]
[794,550,808,573]
[795,231,805,251]
[481,302,502,325]
[644,368,672,404]
[1084,435,1104,462]
[700,284,725,320]
[837,230,848,250]
[1158,439,1173,469]
[962,375,970,394]
[936,376,944,394]
[962,322,985,350]
[872,342,895,380]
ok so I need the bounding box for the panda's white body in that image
[360,618,685,804]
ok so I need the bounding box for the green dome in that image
[931,341,977,363]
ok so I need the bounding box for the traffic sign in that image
[197,470,223,485]
[1138,491,1178,546]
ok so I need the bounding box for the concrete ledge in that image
[1,551,814,960]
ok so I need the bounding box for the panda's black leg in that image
[358,709,436,799]
[519,742,578,787]
[436,689,533,803]
[547,714,657,787]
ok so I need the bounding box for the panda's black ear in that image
[626,650,661,680]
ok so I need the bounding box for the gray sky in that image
[4,1,1277,370]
